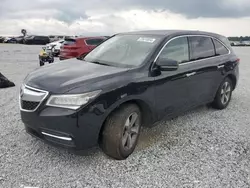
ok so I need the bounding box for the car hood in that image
[24,59,130,93]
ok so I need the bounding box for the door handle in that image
[186,72,196,77]
[217,65,225,69]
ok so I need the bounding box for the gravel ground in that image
[0,44,250,188]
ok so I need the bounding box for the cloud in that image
[1,9,250,37]
[1,0,250,23]
[0,0,250,36]
[125,0,250,18]
[0,0,88,24]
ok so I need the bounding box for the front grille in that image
[21,100,39,111]
[19,85,49,112]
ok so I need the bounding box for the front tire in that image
[212,77,233,109]
[101,104,142,160]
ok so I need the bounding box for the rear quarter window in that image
[64,39,76,45]
[85,38,105,46]
[189,36,215,61]
[213,39,229,55]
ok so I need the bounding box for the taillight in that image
[236,58,240,63]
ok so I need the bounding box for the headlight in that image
[46,90,102,110]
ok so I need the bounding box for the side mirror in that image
[42,47,46,50]
[155,57,179,71]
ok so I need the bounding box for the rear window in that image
[189,36,215,61]
[63,39,76,45]
[85,38,105,46]
[213,39,229,55]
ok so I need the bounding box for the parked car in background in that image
[241,41,250,46]
[3,37,15,43]
[0,36,5,43]
[231,41,250,46]
[59,36,107,60]
[58,36,74,40]
[49,35,74,42]
[48,35,59,43]
[19,30,239,160]
[23,35,50,45]
[14,36,24,44]
[2,36,24,43]
[46,40,64,57]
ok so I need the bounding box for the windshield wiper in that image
[89,61,111,66]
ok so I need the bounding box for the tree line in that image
[228,36,250,41]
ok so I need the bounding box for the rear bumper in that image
[59,56,75,60]
[233,63,240,90]
[59,56,68,61]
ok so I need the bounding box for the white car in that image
[3,37,12,43]
[46,40,64,57]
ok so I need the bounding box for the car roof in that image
[117,30,224,38]
[76,36,106,40]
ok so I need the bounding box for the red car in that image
[59,36,107,60]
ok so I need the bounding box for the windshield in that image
[83,34,162,68]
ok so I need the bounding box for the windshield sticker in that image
[137,37,156,43]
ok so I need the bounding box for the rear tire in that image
[212,77,233,109]
[100,104,142,160]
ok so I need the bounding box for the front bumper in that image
[21,109,77,148]
[19,85,106,151]
[21,105,104,151]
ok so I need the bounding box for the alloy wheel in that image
[122,112,140,150]
[220,81,231,105]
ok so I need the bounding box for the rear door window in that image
[85,38,105,46]
[158,37,189,64]
[213,39,229,55]
[189,36,215,61]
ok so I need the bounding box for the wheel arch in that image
[227,74,237,90]
[98,98,154,142]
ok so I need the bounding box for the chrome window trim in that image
[153,34,231,67]
[19,84,49,112]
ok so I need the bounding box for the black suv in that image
[20,30,239,160]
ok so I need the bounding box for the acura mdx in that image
[19,30,239,160]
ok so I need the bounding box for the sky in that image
[0,0,250,36]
